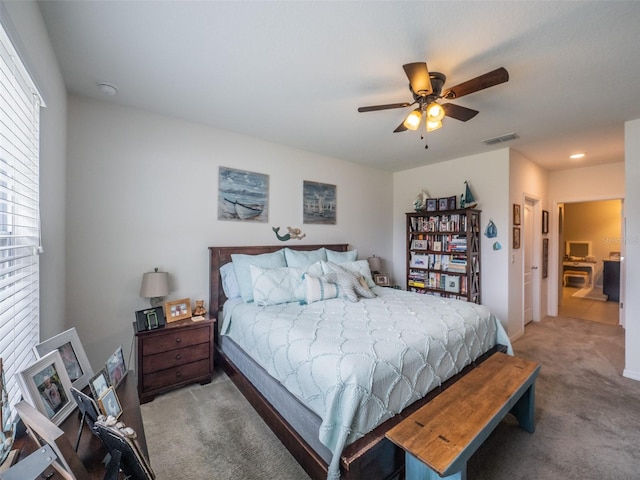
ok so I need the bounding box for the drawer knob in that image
[176,354,182,360]
[176,371,182,378]
[176,337,181,343]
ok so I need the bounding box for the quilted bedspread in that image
[222,287,511,480]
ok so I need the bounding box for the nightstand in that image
[133,316,215,404]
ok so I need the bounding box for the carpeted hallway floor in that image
[141,315,639,479]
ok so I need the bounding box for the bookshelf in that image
[406,209,481,303]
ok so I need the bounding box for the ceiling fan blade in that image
[402,62,433,96]
[394,121,408,133]
[358,102,411,113]
[443,67,509,99]
[442,103,479,122]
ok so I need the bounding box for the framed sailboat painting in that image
[218,166,269,222]
[303,181,336,224]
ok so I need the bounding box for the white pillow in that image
[232,249,287,302]
[250,262,324,306]
[250,265,303,306]
[326,249,357,264]
[284,247,327,268]
[220,262,241,299]
[303,274,340,304]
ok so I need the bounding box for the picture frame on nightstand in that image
[164,298,192,323]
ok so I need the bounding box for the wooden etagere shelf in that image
[406,208,481,303]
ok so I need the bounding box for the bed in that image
[209,244,511,480]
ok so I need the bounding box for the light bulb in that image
[403,109,422,130]
[426,102,445,122]
[426,120,442,132]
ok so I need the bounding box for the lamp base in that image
[150,297,164,308]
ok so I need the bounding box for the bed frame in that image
[209,244,502,480]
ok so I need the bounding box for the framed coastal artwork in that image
[218,167,269,222]
[303,181,336,225]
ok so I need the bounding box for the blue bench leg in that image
[510,383,536,433]
[405,453,467,480]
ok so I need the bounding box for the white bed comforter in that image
[221,287,511,479]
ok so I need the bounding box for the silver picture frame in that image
[34,327,94,391]
[16,350,76,426]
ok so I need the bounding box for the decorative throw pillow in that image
[220,262,241,299]
[232,249,287,302]
[250,265,305,306]
[322,260,376,288]
[325,248,357,264]
[302,274,340,304]
[284,247,327,268]
[322,269,376,302]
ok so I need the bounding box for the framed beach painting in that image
[303,181,336,225]
[218,166,269,222]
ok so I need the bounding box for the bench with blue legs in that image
[386,352,540,480]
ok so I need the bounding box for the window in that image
[0,20,43,419]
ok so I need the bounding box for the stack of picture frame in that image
[16,328,126,428]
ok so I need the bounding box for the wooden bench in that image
[563,270,590,287]
[386,352,540,480]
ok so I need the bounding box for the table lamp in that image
[368,255,383,274]
[139,268,169,308]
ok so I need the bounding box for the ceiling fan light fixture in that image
[403,108,422,130]
[426,120,442,132]
[426,102,445,122]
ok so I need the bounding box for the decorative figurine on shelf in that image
[462,181,478,209]
[273,226,306,241]
[193,300,206,316]
[413,190,429,211]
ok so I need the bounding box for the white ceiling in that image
[37,1,640,173]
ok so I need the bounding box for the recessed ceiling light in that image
[97,82,118,96]
[570,153,585,159]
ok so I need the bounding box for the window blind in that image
[0,20,42,419]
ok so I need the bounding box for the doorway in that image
[557,199,622,325]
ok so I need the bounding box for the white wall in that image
[508,150,549,339]
[66,96,393,368]
[1,1,68,339]
[392,149,512,332]
[624,119,640,380]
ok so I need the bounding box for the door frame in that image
[522,194,542,329]
[547,193,625,318]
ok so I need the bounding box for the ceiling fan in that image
[358,63,509,145]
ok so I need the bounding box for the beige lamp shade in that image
[368,255,383,274]
[140,268,169,307]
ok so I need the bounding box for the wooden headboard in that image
[208,244,349,318]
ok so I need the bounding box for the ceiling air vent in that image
[482,132,519,146]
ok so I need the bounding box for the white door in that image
[523,201,535,324]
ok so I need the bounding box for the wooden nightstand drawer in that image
[142,342,210,374]
[143,359,211,392]
[140,326,209,356]
[134,317,215,403]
